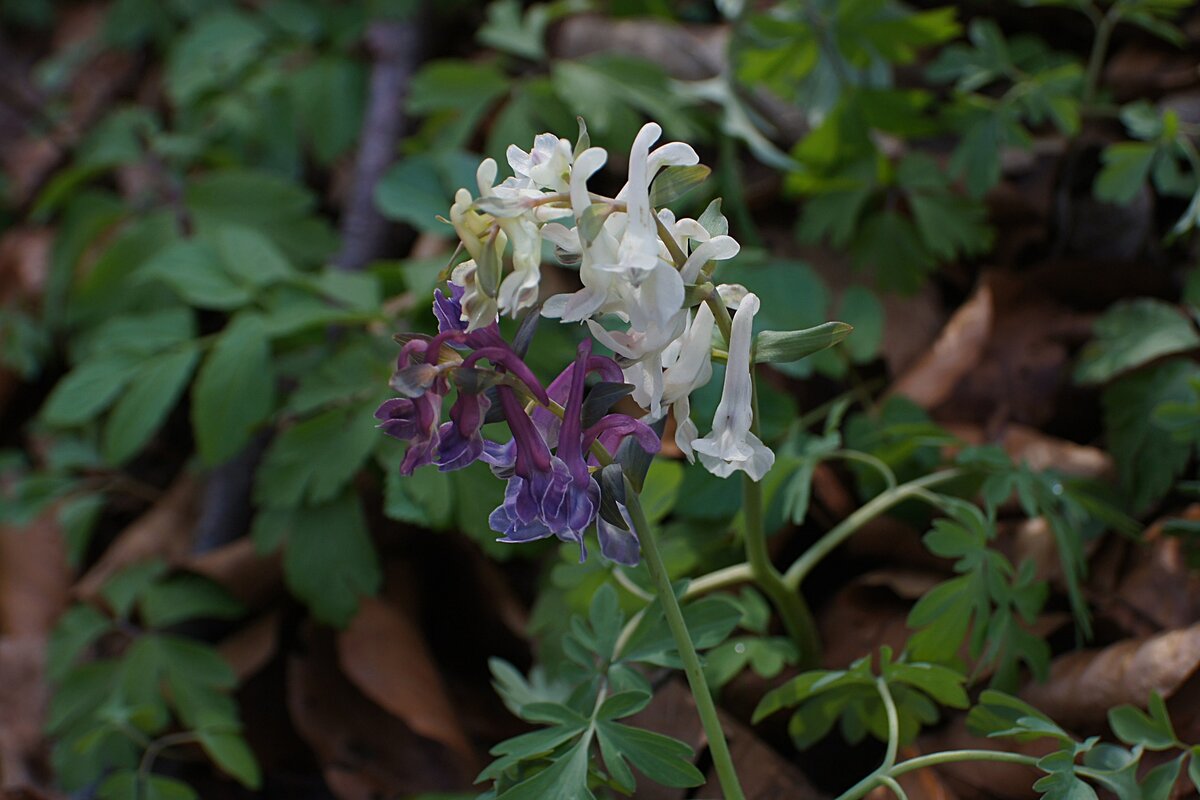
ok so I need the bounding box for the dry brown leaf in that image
[0,229,51,305]
[1105,506,1200,634]
[288,624,473,799]
[217,612,279,683]
[889,283,993,410]
[0,513,71,638]
[74,475,201,604]
[819,570,935,669]
[1021,623,1200,729]
[945,423,1113,481]
[550,15,728,80]
[0,639,54,793]
[335,596,475,763]
[185,537,282,609]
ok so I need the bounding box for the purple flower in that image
[489,340,661,563]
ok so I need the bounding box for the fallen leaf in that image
[549,14,728,80]
[74,475,200,603]
[1021,623,1200,729]
[288,624,473,799]
[0,229,51,305]
[0,512,71,638]
[1104,506,1200,634]
[335,595,475,763]
[0,639,55,793]
[186,537,283,609]
[944,422,1114,481]
[218,612,279,683]
[889,283,993,410]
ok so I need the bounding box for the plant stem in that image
[743,471,822,667]
[783,469,964,590]
[835,749,1042,800]
[684,562,754,598]
[625,487,746,800]
[1082,5,1119,110]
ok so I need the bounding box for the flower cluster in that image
[378,121,778,563]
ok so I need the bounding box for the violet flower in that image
[489,340,660,563]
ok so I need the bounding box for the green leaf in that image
[908,190,993,261]
[1076,299,1199,385]
[101,560,169,619]
[649,165,711,208]
[139,574,244,629]
[885,662,969,709]
[375,150,481,233]
[1104,360,1200,511]
[595,721,704,788]
[164,9,266,105]
[196,729,261,789]
[1108,693,1177,750]
[75,307,196,362]
[254,495,381,627]
[1095,143,1157,205]
[639,459,683,524]
[137,240,252,310]
[291,57,366,163]
[103,343,200,463]
[494,736,593,800]
[597,690,652,721]
[192,312,275,466]
[99,771,198,800]
[967,690,1072,742]
[255,401,379,508]
[41,353,144,427]
[621,595,742,666]
[47,605,112,682]
[851,210,935,293]
[213,224,295,287]
[835,287,883,363]
[754,322,854,364]
[381,447,455,528]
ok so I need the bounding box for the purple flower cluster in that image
[377,285,660,564]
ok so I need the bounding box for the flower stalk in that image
[624,483,746,800]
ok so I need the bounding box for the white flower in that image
[451,260,499,331]
[506,133,573,193]
[660,302,716,459]
[692,293,775,481]
[475,159,544,319]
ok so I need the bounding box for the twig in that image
[333,16,423,272]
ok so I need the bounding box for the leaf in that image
[195,730,261,789]
[851,210,936,293]
[1103,360,1200,511]
[99,772,197,800]
[649,165,711,207]
[47,605,113,682]
[908,190,994,261]
[1076,299,1199,385]
[754,322,854,364]
[254,495,381,627]
[595,721,704,788]
[375,150,482,233]
[255,401,379,508]
[100,560,169,619]
[835,287,883,363]
[213,224,295,287]
[885,662,970,709]
[621,595,742,666]
[103,344,200,463]
[137,239,253,310]
[41,353,144,427]
[966,690,1072,742]
[164,9,266,105]
[494,736,593,800]
[138,574,244,629]
[639,460,683,525]
[1095,143,1157,205]
[192,312,275,466]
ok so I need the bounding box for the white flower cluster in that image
[445,122,774,481]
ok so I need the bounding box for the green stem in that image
[626,487,746,800]
[835,749,1042,800]
[684,562,754,598]
[783,469,964,590]
[743,471,822,667]
[1082,5,1119,110]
